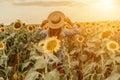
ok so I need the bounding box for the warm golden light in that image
[102,0,112,6]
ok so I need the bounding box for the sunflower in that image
[85,28,92,34]
[76,35,85,43]
[91,22,95,26]
[42,25,49,30]
[64,23,72,29]
[43,37,60,53]
[13,21,22,30]
[0,41,5,50]
[99,30,113,39]
[26,25,33,32]
[28,42,35,50]
[33,25,38,30]
[38,41,45,47]
[116,27,120,33]
[106,41,119,52]
[0,27,4,33]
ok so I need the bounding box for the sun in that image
[102,0,113,7]
[103,0,111,5]
[43,37,61,53]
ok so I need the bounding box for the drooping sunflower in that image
[0,41,5,50]
[99,30,113,39]
[13,21,22,30]
[106,41,119,52]
[43,37,61,53]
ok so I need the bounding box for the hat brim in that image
[48,11,65,29]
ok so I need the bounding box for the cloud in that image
[1,0,120,6]
[12,0,87,7]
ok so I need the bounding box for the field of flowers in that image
[0,20,120,80]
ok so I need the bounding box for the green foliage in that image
[0,20,120,80]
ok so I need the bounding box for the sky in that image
[1,0,120,24]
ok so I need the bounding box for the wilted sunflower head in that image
[13,21,22,30]
[43,37,61,53]
[0,41,5,50]
[106,41,119,52]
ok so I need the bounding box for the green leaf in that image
[44,69,60,80]
[33,57,47,70]
[106,72,120,80]
[25,71,39,80]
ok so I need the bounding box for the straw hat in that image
[47,11,65,29]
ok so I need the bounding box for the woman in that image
[36,11,80,39]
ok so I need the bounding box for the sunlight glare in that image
[103,0,112,6]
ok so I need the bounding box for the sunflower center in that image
[29,26,33,31]
[77,36,84,42]
[109,43,117,49]
[14,22,21,29]
[117,29,120,32]
[1,28,4,32]
[46,40,57,52]
[79,37,83,41]
[40,43,44,46]
[86,28,91,33]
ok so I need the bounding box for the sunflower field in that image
[0,20,120,80]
